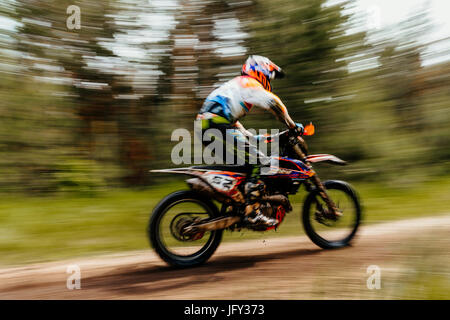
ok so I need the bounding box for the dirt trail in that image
[1,215,449,299]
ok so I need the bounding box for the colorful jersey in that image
[198,76,293,128]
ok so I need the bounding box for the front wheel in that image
[148,190,223,267]
[302,180,362,249]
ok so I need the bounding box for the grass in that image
[0,177,449,266]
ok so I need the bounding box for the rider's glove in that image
[294,122,304,135]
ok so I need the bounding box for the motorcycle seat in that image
[191,165,251,174]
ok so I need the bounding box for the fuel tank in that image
[261,157,314,179]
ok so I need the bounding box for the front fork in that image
[292,143,341,218]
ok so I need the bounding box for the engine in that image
[259,201,287,230]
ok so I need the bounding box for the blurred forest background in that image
[0,0,449,194]
[0,0,450,269]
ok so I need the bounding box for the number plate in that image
[204,174,238,193]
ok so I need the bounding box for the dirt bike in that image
[148,123,362,267]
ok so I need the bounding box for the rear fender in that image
[150,167,245,203]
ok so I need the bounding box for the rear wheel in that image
[302,180,362,249]
[148,190,223,267]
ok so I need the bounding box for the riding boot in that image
[243,177,278,227]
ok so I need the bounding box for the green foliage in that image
[53,159,109,195]
[0,0,449,193]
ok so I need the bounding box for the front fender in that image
[306,154,347,166]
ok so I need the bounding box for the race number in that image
[206,174,236,192]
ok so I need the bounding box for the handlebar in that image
[285,128,308,156]
[262,122,313,157]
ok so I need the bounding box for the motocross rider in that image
[196,55,303,227]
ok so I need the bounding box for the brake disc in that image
[314,204,339,227]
